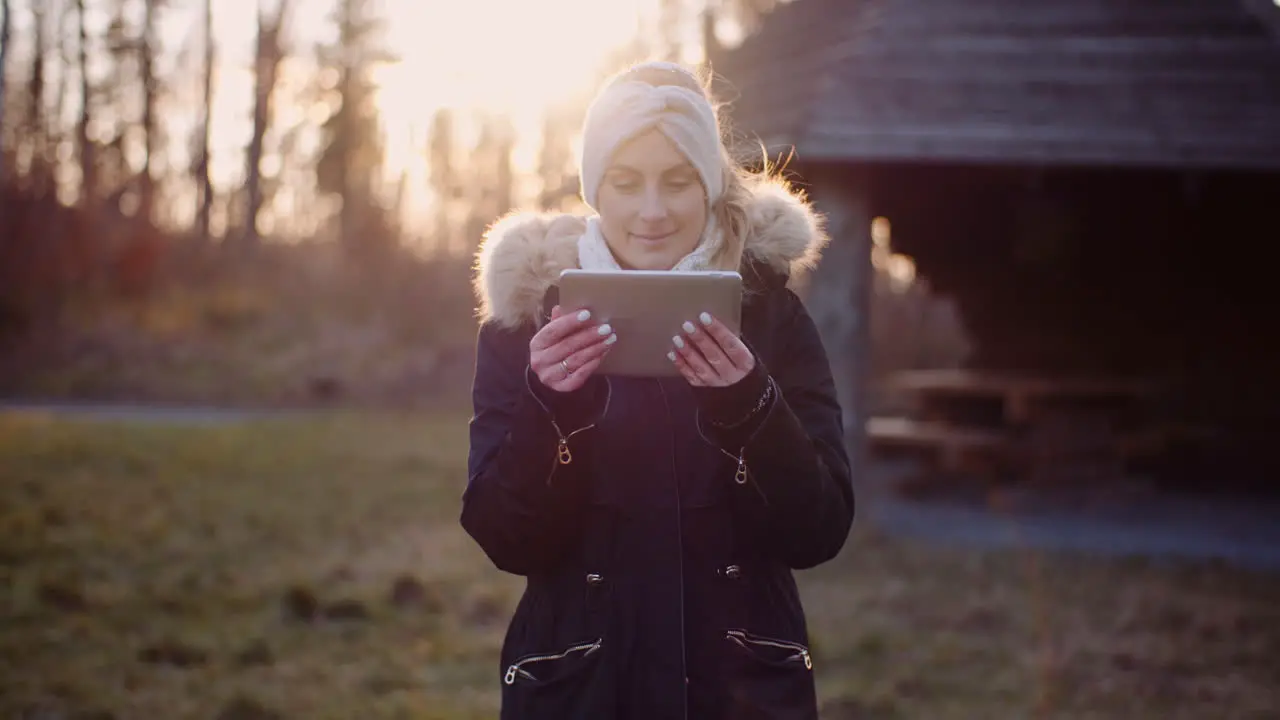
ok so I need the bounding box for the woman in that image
[463,60,854,720]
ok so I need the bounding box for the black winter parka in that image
[462,180,854,720]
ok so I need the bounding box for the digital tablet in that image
[558,269,743,377]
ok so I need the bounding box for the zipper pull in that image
[504,665,518,685]
[801,649,812,670]
[557,436,572,465]
[734,451,747,484]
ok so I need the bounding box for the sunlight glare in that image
[165,0,657,232]
[381,0,642,118]
[375,0,650,222]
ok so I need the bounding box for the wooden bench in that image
[867,416,1013,474]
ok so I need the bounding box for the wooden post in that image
[801,167,873,481]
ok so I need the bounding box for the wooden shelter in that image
[708,0,1280,492]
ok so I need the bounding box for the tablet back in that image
[558,270,743,377]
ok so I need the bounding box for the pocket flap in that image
[726,630,812,670]
[504,639,603,687]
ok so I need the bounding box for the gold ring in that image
[561,360,571,376]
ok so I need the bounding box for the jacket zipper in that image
[656,380,689,720]
[523,372,612,481]
[692,377,779,506]
[702,439,767,506]
[503,639,602,685]
[726,630,813,670]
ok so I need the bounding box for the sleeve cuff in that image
[692,357,772,427]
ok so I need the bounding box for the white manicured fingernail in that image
[667,351,676,362]
[604,333,618,345]
[672,336,685,349]
[699,312,713,325]
[682,321,697,334]
[577,310,591,322]
[597,324,612,336]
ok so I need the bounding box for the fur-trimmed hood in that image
[473,178,829,329]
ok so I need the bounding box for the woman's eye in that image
[611,180,640,193]
[665,179,693,191]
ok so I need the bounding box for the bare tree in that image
[315,0,395,260]
[536,105,579,212]
[137,0,161,223]
[427,107,456,252]
[462,114,515,255]
[0,0,12,190]
[241,0,292,255]
[52,1,73,179]
[193,0,214,243]
[74,0,95,209]
[491,117,514,221]
[96,0,135,209]
[26,2,50,196]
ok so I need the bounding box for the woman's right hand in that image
[529,306,617,393]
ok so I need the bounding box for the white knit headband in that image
[578,77,724,211]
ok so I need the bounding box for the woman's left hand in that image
[669,312,756,387]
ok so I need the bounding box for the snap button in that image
[719,565,742,580]
[585,573,604,586]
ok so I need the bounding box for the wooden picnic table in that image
[871,369,1163,483]
[888,369,1158,426]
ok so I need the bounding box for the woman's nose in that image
[638,189,668,222]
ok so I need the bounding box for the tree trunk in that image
[0,0,12,191]
[75,0,96,208]
[336,63,356,253]
[195,0,214,243]
[242,0,290,256]
[428,108,456,249]
[494,126,514,220]
[139,0,157,223]
[69,0,100,290]
[27,4,49,196]
[52,4,71,167]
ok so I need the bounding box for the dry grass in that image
[0,249,480,408]
[1,411,1277,719]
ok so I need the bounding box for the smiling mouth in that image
[632,233,673,243]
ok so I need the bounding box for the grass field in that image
[1,411,1277,719]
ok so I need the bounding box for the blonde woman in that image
[464,61,854,720]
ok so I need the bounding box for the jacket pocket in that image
[504,638,602,685]
[726,629,812,670]
[502,639,604,720]
[724,629,818,720]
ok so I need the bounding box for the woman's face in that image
[596,130,709,271]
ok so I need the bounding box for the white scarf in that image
[576,215,723,272]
